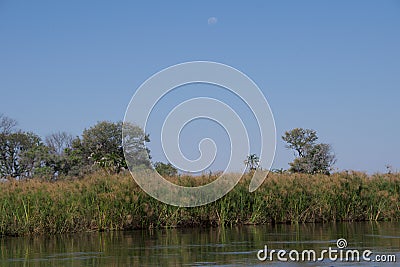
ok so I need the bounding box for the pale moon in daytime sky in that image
[208,17,218,25]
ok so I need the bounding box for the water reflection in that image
[0,222,399,266]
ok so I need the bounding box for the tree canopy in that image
[244,154,260,171]
[0,115,151,179]
[282,128,336,175]
[282,128,317,157]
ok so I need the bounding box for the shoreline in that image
[1,172,399,236]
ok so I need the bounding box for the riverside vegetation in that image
[1,171,399,236]
[1,114,399,236]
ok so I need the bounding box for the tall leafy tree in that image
[79,121,126,173]
[0,130,45,178]
[20,139,55,179]
[283,128,336,175]
[64,121,151,175]
[289,143,336,175]
[282,128,317,157]
[122,122,151,170]
[62,138,89,176]
[1,115,55,179]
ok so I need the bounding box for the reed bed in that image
[0,171,399,236]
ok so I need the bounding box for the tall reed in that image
[0,171,399,236]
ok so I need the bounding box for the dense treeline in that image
[1,113,340,180]
[0,114,149,180]
[0,171,399,236]
[1,113,399,236]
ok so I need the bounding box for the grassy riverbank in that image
[1,171,399,236]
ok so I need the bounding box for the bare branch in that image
[0,114,17,134]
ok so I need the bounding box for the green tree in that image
[41,132,75,178]
[20,140,55,179]
[73,121,126,174]
[154,162,178,177]
[244,154,260,171]
[0,115,57,179]
[122,122,151,171]
[0,130,45,178]
[289,144,336,175]
[282,128,317,157]
[282,128,336,174]
[62,138,89,176]
[63,121,151,175]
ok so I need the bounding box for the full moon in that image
[208,17,218,25]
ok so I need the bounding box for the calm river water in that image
[1,222,399,266]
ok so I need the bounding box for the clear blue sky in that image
[1,1,399,173]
